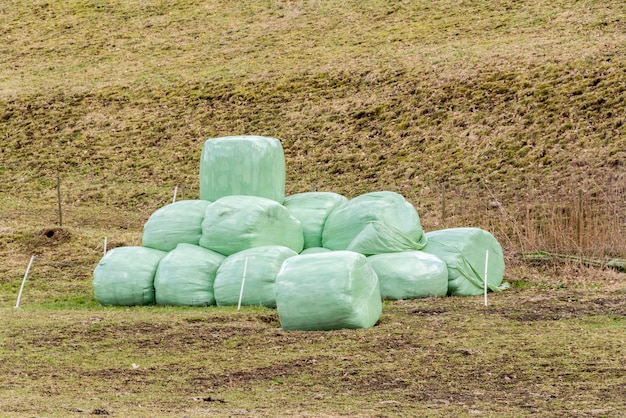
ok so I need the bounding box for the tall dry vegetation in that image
[1,0,624,269]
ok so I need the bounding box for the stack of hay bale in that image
[93,136,506,331]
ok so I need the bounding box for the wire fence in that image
[424,180,626,263]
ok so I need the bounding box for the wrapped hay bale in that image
[214,245,298,308]
[322,191,427,256]
[199,195,304,256]
[154,243,225,306]
[367,251,448,300]
[93,246,166,306]
[199,135,285,203]
[283,192,348,249]
[142,200,210,252]
[421,227,506,296]
[275,251,382,331]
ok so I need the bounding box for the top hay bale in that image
[199,135,285,203]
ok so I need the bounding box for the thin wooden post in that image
[172,185,178,203]
[577,189,583,253]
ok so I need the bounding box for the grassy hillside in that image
[0,0,624,280]
[0,2,625,415]
[2,0,624,260]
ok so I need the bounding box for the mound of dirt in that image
[36,227,71,246]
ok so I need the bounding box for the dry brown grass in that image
[1,0,623,299]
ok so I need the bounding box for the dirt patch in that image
[496,293,626,321]
[255,312,281,327]
[36,227,71,245]
[12,227,73,253]
[188,357,324,389]
[408,308,448,316]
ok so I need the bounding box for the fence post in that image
[577,189,583,254]
[15,255,35,308]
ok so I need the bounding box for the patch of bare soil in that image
[30,227,72,249]
[495,293,626,321]
[187,356,324,388]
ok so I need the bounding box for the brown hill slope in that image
[1,0,624,272]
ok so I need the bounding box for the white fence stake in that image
[237,257,249,311]
[172,185,178,203]
[104,236,108,255]
[15,255,35,308]
[484,250,489,307]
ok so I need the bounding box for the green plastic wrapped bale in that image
[93,246,166,306]
[199,135,285,203]
[275,251,382,331]
[322,191,427,256]
[421,228,506,296]
[367,251,448,300]
[199,195,304,256]
[154,244,226,306]
[214,246,298,308]
[300,247,332,255]
[142,200,210,252]
[283,192,348,249]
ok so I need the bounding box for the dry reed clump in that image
[419,181,625,263]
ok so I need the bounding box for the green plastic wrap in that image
[199,135,285,203]
[275,251,382,331]
[367,251,448,300]
[154,243,226,306]
[322,191,427,255]
[142,200,210,252]
[199,195,304,256]
[283,192,348,249]
[300,247,332,255]
[93,246,166,306]
[421,228,506,296]
[214,245,298,308]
